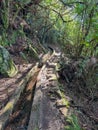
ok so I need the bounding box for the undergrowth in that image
[65,114,84,130]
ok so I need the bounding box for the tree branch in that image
[59,0,85,6]
[39,4,77,23]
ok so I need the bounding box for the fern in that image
[65,114,83,130]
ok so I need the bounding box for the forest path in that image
[0,46,98,130]
[0,48,67,130]
[27,50,65,130]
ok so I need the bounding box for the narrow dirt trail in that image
[27,51,65,130]
[0,49,66,130]
[1,47,98,130]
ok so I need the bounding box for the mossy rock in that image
[0,45,18,77]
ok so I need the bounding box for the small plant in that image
[1,0,9,30]
[65,114,83,130]
[0,45,18,77]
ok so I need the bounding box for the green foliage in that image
[0,32,9,46]
[65,114,83,130]
[0,0,10,30]
[0,46,18,77]
[0,0,98,66]
[0,0,98,56]
[75,57,98,96]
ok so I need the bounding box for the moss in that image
[3,101,14,113]
[0,45,18,77]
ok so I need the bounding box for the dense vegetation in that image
[0,0,98,55]
[0,0,98,85]
[0,0,98,130]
